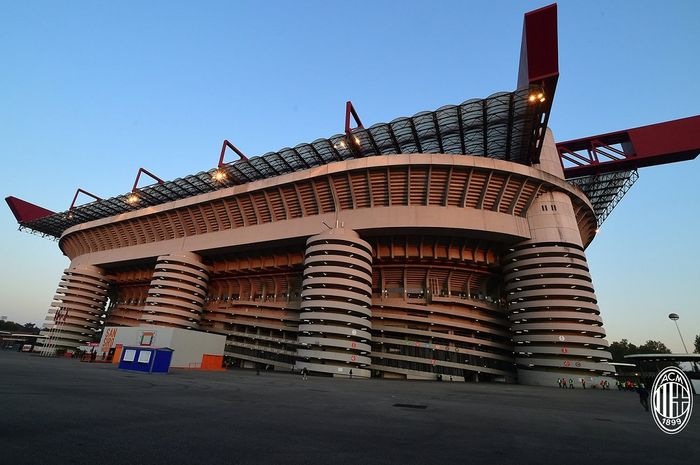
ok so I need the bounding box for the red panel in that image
[518,3,559,86]
[629,116,700,159]
[5,196,55,223]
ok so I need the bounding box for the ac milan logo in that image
[651,366,693,434]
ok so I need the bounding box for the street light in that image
[669,313,699,373]
[668,313,690,354]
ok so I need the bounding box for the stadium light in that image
[212,169,228,182]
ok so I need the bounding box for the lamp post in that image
[668,313,689,354]
[669,313,698,373]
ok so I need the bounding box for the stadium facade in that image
[6,4,700,386]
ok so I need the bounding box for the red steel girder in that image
[131,167,165,192]
[218,139,248,167]
[345,100,364,158]
[517,3,559,165]
[558,115,700,178]
[69,188,101,210]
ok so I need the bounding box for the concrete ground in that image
[0,351,698,465]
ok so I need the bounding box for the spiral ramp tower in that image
[143,252,210,329]
[41,264,110,352]
[504,237,611,384]
[296,226,373,378]
[503,132,614,386]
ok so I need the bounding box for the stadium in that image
[6,5,699,385]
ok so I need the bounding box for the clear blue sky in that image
[1,1,698,351]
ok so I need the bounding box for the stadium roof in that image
[8,87,559,239]
[6,4,698,238]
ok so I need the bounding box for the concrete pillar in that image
[41,264,110,352]
[295,226,373,378]
[142,252,210,329]
[503,130,614,387]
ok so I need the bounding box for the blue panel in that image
[118,347,155,373]
[152,349,173,373]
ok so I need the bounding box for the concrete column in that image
[295,226,373,378]
[503,130,614,387]
[41,264,110,352]
[142,252,210,329]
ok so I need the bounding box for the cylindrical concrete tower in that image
[296,226,373,378]
[503,130,613,386]
[142,252,210,329]
[42,264,110,352]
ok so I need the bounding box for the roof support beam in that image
[219,140,248,167]
[408,119,423,153]
[345,101,364,158]
[132,167,164,192]
[482,99,488,157]
[456,106,467,155]
[69,188,101,211]
[559,115,700,178]
[517,3,559,164]
[432,113,445,153]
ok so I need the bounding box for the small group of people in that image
[557,378,574,388]
[76,348,98,362]
[290,366,309,379]
[557,377,610,389]
[556,376,651,412]
[617,379,640,391]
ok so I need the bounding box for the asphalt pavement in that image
[1,350,698,465]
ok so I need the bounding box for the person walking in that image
[557,378,562,388]
[302,367,308,380]
[581,378,586,389]
[568,378,574,389]
[349,369,353,379]
[636,384,650,411]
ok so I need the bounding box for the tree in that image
[608,339,671,361]
[694,334,699,354]
[0,320,23,332]
[637,340,671,354]
[22,322,39,334]
[0,320,40,334]
[608,339,638,361]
